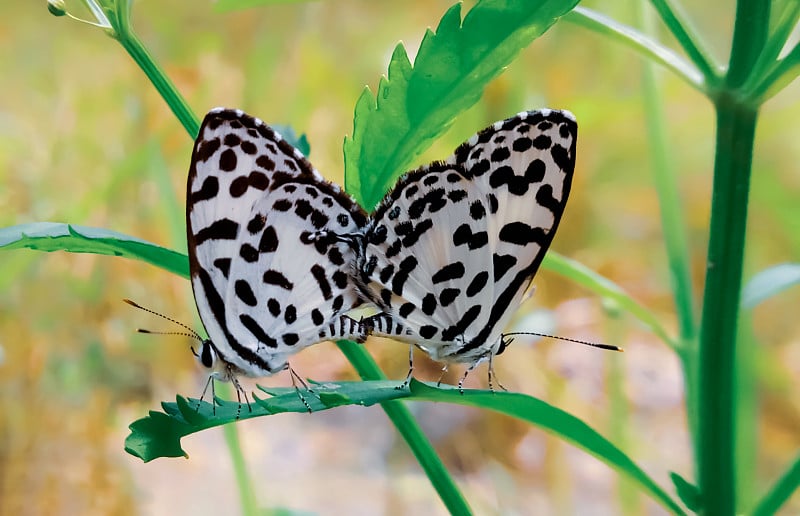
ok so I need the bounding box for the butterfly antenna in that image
[503,332,623,352]
[123,298,204,343]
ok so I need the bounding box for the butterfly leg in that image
[458,360,483,395]
[197,374,216,414]
[228,370,253,419]
[436,364,449,387]
[487,353,508,393]
[286,364,315,413]
[397,345,414,390]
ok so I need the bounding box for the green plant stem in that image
[113,14,199,137]
[698,97,758,516]
[635,0,699,468]
[749,43,800,103]
[752,452,800,516]
[337,341,472,515]
[648,0,720,85]
[217,385,259,516]
[564,7,704,93]
[696,3,768,513]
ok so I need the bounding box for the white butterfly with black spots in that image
[186,108,368,398]
[354,109,577,389]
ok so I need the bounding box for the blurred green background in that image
[1,0,799,514]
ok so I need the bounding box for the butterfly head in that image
[191,338,253,381]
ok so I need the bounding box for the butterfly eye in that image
[199,340,216,369]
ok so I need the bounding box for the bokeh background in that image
[1,1,799,514]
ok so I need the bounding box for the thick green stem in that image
[697,98,757,515]
[696,2,768,513]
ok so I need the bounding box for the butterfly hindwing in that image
[187,108,367,376]
[357,110,577,364]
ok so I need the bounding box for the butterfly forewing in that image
[357,110,577,363]
[187,108,367,377]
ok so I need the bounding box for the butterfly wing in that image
[358,110,577,363]
[187,108,367,376]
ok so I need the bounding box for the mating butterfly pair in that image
[183,107,577,399]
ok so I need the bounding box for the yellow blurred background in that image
[1,1,799,514]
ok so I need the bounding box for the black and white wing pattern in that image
[187,108,368,379]
[356,109,577,366]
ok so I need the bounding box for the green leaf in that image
[752,451,800,516]
[670,471,702,512]
[344,0,579,211]
[543,251,676,348]
[272,125,311,157]
[127,380,684,514]
[741,263,800,309]
[0,223,188,278]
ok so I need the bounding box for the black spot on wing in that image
[190,176,219,204]
[196,138,220,162]
[234,279,257,307]
[419,325,438,339]
[240,314,278,348]
[432,262,465,284]
[466,271,489,297]
[499,222,547,246]
[453,224,488,250]
[263,270,294,290]
[532,134,552,150]
[219,148,238,172]
[493,253,518,281]
[267,298,280,316]
[247,214,266,234]
[439,288,460,307]
[194,219,239,245]
[441,304,482,342]
[213,258,231,278]
[536,184,562,214]
[258,226,279,253]
[240,244,258,263]
[421,293,437,316]
[490,146,511,162]
[240,140,257,154]
[284,305,297,324]
[391,256,418,295]
[256,154,275,170]
[399,302,415,318]
[469,200,486,220]
[311,264,332,300]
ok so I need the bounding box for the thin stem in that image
[337,341,473,515]
[648,0,721,85]
[113,13,199,137]
[564,7,705,93]
[219,385,259,516]
[741,1,800,95]
[635,0,700,474]
[752,452,800,516]
[750,42,800,102]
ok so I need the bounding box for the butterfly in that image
[353,110,579,390]
[185,108,369,409]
